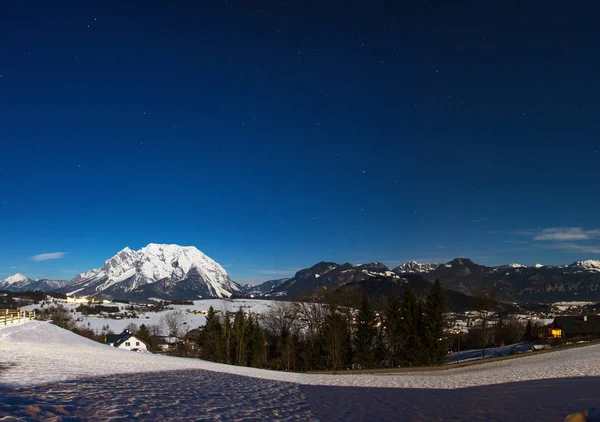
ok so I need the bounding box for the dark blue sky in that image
[1,1,599,282]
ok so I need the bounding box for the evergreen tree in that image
[222,312,232,364]
[233,307,247,365]
[384,295,403,367]
[354,294,377,369]
[423,279,447,365]
[400,285,422,366]
[136,324,152,349]
[373,319,387,368]
[247,315,267,368]
[523,319,535,342]
[416,301,427,365]
[202,306,223,361]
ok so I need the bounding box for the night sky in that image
[1,1,599,282]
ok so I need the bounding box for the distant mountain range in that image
[250,259,600,303]
[0,273,71,292]
[242,278,289,295]
[252,261,476,312]
[406,258,600,302]
[3,247,600,303]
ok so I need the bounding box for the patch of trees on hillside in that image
[191,280,448,371]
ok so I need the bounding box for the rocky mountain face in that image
[0,273,71,292]
[254,262,473,312]
[60,243,242,301]
[394,258,600,302]
[268,261,400,298]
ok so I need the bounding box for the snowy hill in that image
[61,243,242,300]
[0,273,71,292]
[3,320,600,389]
[3,321,600,420]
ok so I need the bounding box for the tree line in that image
[192,280,448,371]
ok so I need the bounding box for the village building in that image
[550,315,600,340]
[105,329,148,352]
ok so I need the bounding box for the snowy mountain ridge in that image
[392,261,441,274]
[570,260,600,272]
[0,273,72,292]
[64,243,242,300]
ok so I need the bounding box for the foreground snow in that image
[2,321,600,389]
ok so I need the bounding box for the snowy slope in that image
[3,321,600,389]
[63,244,242,300]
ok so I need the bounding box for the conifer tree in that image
[136,324,152,349]
[400,284,422,366]
[384,295,403,367]
[373,320,387,367]
[247,315,267,368]
[202,306,223,361]
[523,319,535,342]
[423,279,447,365]
[221,312,232,364]
[233,307,247,365]
[354,294,377,369]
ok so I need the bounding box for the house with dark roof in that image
[184,328,203,343]
[105,329,148,352]
[550,315,600,340]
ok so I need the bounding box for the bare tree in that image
[296,299,326,367]
[264,301,300,371]
[125,322,138,334]
[159,310,187,339]
[471,290,497,359]
[45,305,75,330]
[145,324,161,352]
[264,301,298,337]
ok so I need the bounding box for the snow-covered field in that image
[20,298,279,334]
[2,321,600,421]
[2,320,600,390]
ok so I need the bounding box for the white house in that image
[105,330,148,352]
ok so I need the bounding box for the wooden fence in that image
[0,309,36,325]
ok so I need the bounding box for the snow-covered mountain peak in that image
[393,261,440,274]
[571,260,600,272]
[68,243,240,299]
[2,273,30,284]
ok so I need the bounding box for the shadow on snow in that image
[1,370,600,421]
